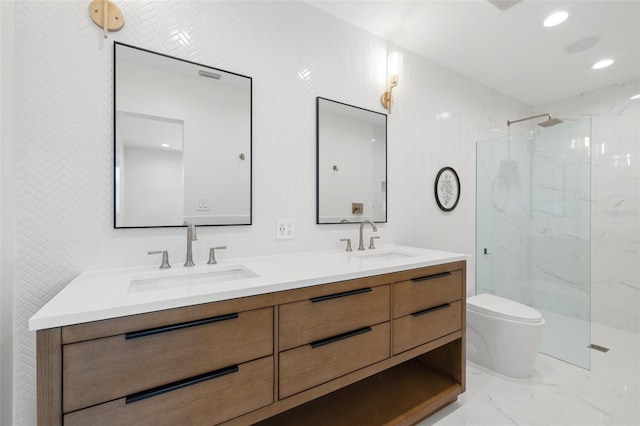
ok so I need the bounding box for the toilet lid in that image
[467,293,543,323]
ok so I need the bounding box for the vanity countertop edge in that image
[29,244,467,331]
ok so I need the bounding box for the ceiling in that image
[305,0,640,106]
[117,112,183,152]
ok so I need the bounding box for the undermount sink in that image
[129,265,259,292]
[353,250,416,262]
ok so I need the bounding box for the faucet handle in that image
[340,238,353,252]
[148,250,171,269]
[207,246,227,265]
[369,236,380,250]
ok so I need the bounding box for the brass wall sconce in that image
[381,51,403,114]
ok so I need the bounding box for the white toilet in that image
[466,293,545,378]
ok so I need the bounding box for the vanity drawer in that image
[279,322,390,398]
[64,355,274,426]
[279,284,390,351]
[393,300,462,354]
[393,269,463,318]
[63,307,273,413]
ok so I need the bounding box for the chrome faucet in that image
[358,220,378,250]
[184,223,198,267]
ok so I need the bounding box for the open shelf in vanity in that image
[258,352,462,426]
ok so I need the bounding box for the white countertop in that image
[29,245,467,330]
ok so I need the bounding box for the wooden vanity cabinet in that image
[393,268,464,355]
[278,284,390,351]
[64,356,274,426]
[63,307,273,413]
[278,283,391,398]
[37,260,465,426]
[279,322,391,398]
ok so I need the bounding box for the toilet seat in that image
[467,293,543,323]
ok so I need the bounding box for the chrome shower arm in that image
[507,113,551,127]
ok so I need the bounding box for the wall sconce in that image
[89,0,124,39]
[381,51,403,114]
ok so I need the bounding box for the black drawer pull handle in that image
[310,287,372,303]
[411,272,452,283]
[412,303,451,317]
[126,365,239,404]
[310,327,372,348]
[126,313,239,340]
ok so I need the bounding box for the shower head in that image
[507,113,563,128]
[537,117,564,127]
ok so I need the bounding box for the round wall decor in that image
[434,167,460,211]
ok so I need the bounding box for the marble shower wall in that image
[537,79,640,333]
[8,1,531,423]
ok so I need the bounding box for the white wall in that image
[389,51,533,292]
[6,1,531,424]
[538,79,640,333]
[0,1,15,424]
[122,146,184,226]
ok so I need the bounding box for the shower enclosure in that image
[476,118,591,369]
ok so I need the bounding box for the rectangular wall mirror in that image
[114,42,252,228]
[316,97,387,224]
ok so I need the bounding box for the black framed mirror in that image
[316,97,387,224]
[114,42,252,228]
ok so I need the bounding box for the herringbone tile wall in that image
[10,1,530,423]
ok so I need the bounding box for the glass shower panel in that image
[531,120,591,369]
[476,119,591,370]
[476,133,534,305]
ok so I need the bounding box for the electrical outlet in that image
[196,197,210,211]
[276,218,295,240]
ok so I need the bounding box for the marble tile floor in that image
[420,322,640,426]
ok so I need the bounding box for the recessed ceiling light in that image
[161,143,170,148]
[564,36,600,54]
[543,11,568,27]
[591,59,614,70]
[631,94,640,100]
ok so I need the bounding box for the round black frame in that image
[434,167,461,212]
